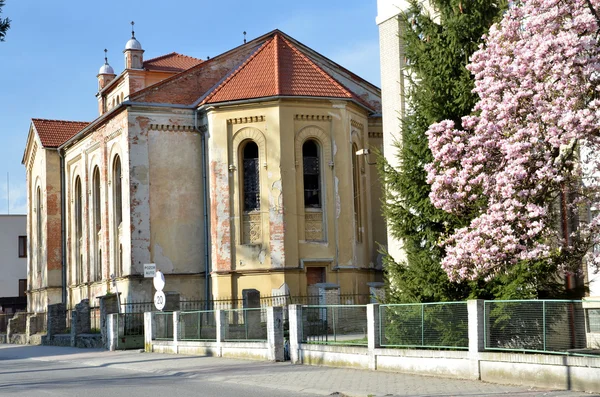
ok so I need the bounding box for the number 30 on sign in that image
[154,290,166,311]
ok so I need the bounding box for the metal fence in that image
[179,310,217,341]
[121,299,154,314]
[0,313,11,333]
[153,311,174,340]
[223,308,268,342]
[120,312,145,337]
[302,305,368,346]
[484,300,589,355]
[379,302,469,349]
[90,307,101,333]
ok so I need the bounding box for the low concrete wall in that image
[375,348,472,379]
[221,341,270,360]
[479,352,600,392]
[300,344,370,369]
[148,339,271,360]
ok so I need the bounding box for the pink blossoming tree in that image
[425,0,600,282]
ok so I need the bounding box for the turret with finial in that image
[124,21,144,69]
[97,48,116,91]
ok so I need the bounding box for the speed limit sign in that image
[154,290,166,311]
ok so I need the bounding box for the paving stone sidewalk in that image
[0,345,597,397]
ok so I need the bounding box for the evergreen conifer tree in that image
[0,0,10,42]
[380,0,506,302]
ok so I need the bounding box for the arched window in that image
[36,186,42,276]
[242,141,260,212]
[303,140,321,208]
[113,156,123,276]
[113,156,122,227]
[352,143,362,243]
[240,140,260,245]
[92,166,101,281]
[74,176,83,283]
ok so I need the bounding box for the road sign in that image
[154,290,166,311]
[144,263,156,278]
[153,271,165,291]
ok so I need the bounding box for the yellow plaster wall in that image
[206,99,385,298]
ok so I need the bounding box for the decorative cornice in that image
[149,124,195,132]
[227,116,265,124]
[295,114,332,121]
[27,142,38,172]
[351,120,364,131]
[105,128,123,141]
[368,132,383,138]
[85,142,101,154]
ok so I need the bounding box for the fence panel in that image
[121,300,154,314]
[301,305,368,346]
[484,300,589,355]
[153,312,174,341]
[179,310,217,341]
[0,314,11,334]
[223,308,267,342]
[90,307,101,333]
[380,302,468,349]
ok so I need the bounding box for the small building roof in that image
[31,119,89,148]
[143,52,203,73]
[202,33,355,105]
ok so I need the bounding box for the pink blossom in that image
[426,0,600,281]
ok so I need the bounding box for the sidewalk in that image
[0,344,596,397]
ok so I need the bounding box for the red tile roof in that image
[143,52,203,73]
[202,33,355,105]
[32,119,89,148]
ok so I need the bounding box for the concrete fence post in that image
[106,313,118,351]
[144,312,153,352]
[367,303,380,370]
[288,304,302,364]
[25,314,33,345]
[267,306,284,361]
[70,310,77,347]
[216,309,228,357]
[467,299,485,380]
[173,311,180,353]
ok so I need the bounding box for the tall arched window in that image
[113,156,123,276]
[242,141,260,212]
[241,141,260,244]
[352,143,362,243]
[74,176,83,283]
[92,166,101,281]
[36,186,42,277]
[303,140,321,208]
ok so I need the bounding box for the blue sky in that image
[0,0,381,215]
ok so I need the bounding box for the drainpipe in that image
[194,109,212,306]
[330,117,340,285]
[58,149,67,305]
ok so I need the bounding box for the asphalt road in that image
[0,345,598,397]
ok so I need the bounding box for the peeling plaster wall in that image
[130,107,205,300]
[63,110,130,308]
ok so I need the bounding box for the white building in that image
[376,0,410,264]
[0,215,27,299]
